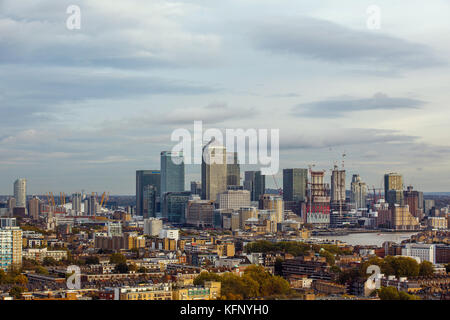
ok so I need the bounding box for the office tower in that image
[13,178,26,208]
[424,199,435,216]
[7,197,16,215]
[87,194,98,216]
[190,181,202,195]
[72,193,82,213]
[0,217,17,228]
[330,166,346,206]
[403,186,424,220]
[0,221,22,271]
[136,170,161,216]
[283,168,308,202]
[307,170,330,225]
[391,205,420,231]
[162,191,191,223]
[186,199,215,227]
[28,197,40,220]
[217,189,250,210]
[160,151,185,200]
[351,174,367,209]
[143,185,157,218]
[83,199,89,214]
[201,139,227,201]
[386,190,404,206]
[259,194,284,225]
[107,221,123,237]
[226,152,240,187]
[244,171,266,202]
[384,173,403,202]
[143,218,163,236]
[238,207,258,230]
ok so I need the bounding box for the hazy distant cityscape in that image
[1,144,450,301]
[1,0,450,307]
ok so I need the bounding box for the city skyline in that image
[1,0,450,194]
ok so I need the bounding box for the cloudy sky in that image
[1,0,450,195]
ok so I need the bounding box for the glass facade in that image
[283,168,308,202]
[136,170,160,216]
[162,191,191,223]
[160,151,185,199]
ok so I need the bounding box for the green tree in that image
[419,261,434,276]
[85,256,100,265]
[9,286,25,300]
[319,249,335,266]
[35,266,49,275]
[378,286,420,300]
[115,262,129,274]
[193,272,222,286]
[14,274,28,285]
[110,253,127,264]
[43,256,59,266]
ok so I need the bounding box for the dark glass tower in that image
[283,168,308,202]
[136,170,160,216]
[244,170,265,201]
[160,151,185,199]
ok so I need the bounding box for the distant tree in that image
[128,264,137,272]
[361,256,420,278]
[84,256,100,265]
[43,257,59,266]
[419,261,434,276]
[9,286,25,300]
[14,274,28,285]
[193,271,221,286]
[378,286,400,300]
[338,267,360,285]
[378,286,420,300]
[114,262,129,274]
[35,266,49,275]
[319,249,335,266]
[274,257,284,276]
[110,253,127,264]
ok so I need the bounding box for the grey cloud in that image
[157,103,259,126]
[292,92,425,118]
[0,65,217,127]
[0,1,222,69]
[280,128,417,150]
[251,16,444,70]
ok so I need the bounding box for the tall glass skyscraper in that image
[136,170,160,216]
[13,178,26,208]
[160,151,185,199]
[226,152,240,186]
[243,171,265,201]
[201,139,227,201]
[283,168,308,202]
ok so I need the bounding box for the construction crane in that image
[100,192,106,207]
[371,186,383,205]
